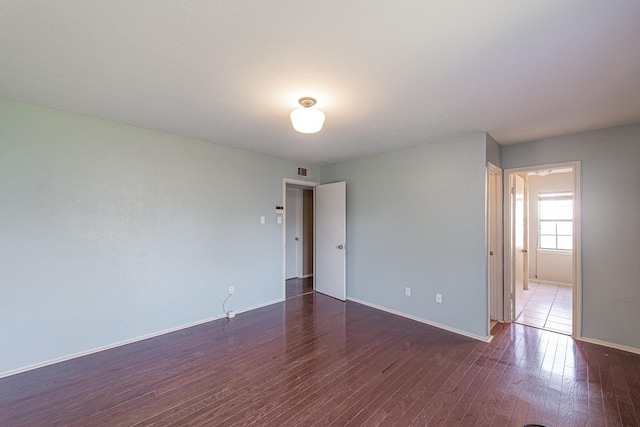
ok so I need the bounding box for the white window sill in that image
[537,249,572,256]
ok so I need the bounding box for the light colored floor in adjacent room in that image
[515,281,572,334]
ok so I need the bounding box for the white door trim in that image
[487,163,503,330]
[503,161,582,338]
[294,190,303,277]
[282,178,319,300]
[285,188,303,279]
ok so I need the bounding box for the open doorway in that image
[487,164,503,334]
[505,162,581,337]
[284,179,317,299]
[282,179,348,302]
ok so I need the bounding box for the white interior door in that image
[513,174,525,320]
[315,181,346,301]
[488,167,502,321]
[285,188,301,279]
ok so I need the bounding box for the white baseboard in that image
[0,298,283,379]
[575,336,640,356]
[300,274,314,278]
[234,299,282,315]
[530,278,572,287]
[347,297,493,343]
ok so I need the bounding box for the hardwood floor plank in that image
[362,333,465,426]
[489,325,536,426]
[498,326,548,425]
[341,337,449,426]
[442,332,511,425]
[260,317,442,426]
[385,335,478,426]
[304,322,434,425]
[404,343,486,425]
[454,323,520,426]
[2,291,640,427]
[285,276,313,299]
[524,331,560,424]
[612,350,640,426]
[201,326,382,425]
[260,331,410,426]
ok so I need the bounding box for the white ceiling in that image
[1,1,639,165]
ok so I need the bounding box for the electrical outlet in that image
[227,311,235,319]
[405,287,411,296]
[229,285,235,294]
[435,293,442,304]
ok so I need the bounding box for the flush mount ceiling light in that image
[290,97,325,134]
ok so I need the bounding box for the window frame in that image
[538,191,573,252]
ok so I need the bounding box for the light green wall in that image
[0,98,314,374]
[6,92,637,375]
[502,123,640,349]
[486,133,501,167]
[321,134,491,339]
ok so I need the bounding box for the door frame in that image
[503,161,582,338]
[487,163,504,326]
[512,172,527,321]
[285,187,303,279]
[282,178,319,300]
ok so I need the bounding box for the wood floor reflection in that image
[1,292,639,426]
[285,276,313,299]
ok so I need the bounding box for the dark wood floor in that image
[1,292,639,426]
[286,276,314,299]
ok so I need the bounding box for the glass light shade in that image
[290,107,325,133]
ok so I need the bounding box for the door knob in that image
[336,244,345,249]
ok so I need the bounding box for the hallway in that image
[285,276,313,299]
[515,281,572,335]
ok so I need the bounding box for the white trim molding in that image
[282,178,320,300]
[348,297,493,343]
[576,337,640,356]
[503,161,582,338]
[0,298,283,379]
[530,278,572,287]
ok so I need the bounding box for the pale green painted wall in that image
[502,123,640,349]
[321,134,491,338]
[5,92,637,375]
[0,98,314,373]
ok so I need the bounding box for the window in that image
[538,191,573,251]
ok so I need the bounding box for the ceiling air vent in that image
[297,167,310,178]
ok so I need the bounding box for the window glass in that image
[557,236,572,250]
[540,236,557,249]
[538,191,573,251]
[556,221,572,236]
[540,221,556,235]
